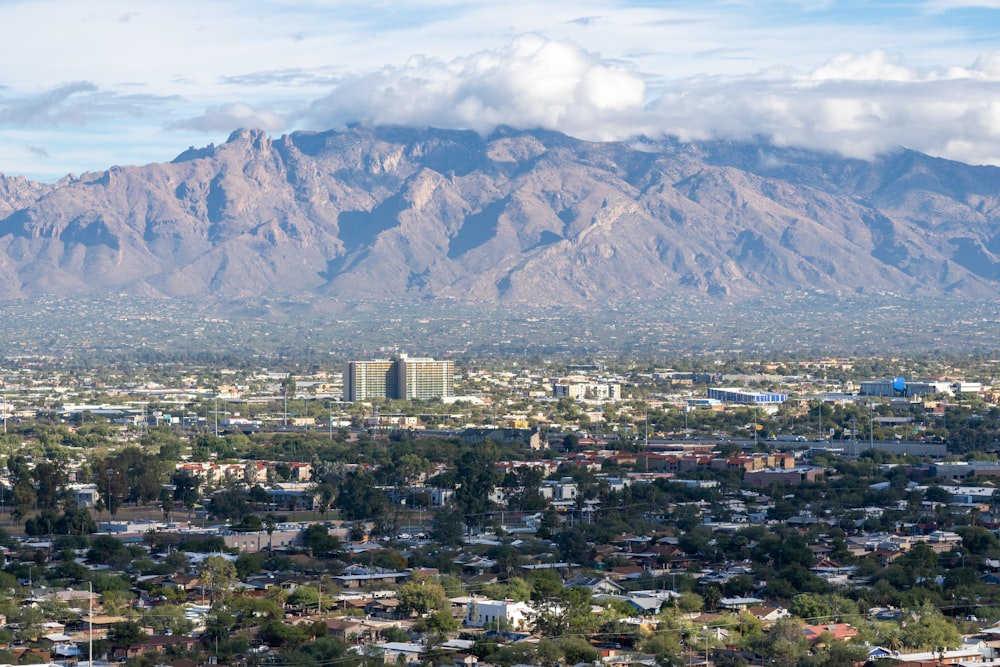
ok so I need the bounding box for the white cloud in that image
[637,51,1000,164]
[810,50,917,82]
[293,40,1000,166]
[924,0,1000,11]
[171,103,288,133]
[3,1,1000,179]
[303,35,645,138]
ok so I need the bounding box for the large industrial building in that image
[707,387,788,405]
[860,377,982,398]
[344,354,454,402]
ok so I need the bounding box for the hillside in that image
[1,126,998,306]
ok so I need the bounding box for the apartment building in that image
[344,354,454,401]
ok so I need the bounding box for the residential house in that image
[802,623,859,644]
[747,605,790,622]
[464,598,532,630]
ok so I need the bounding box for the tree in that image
[315,482,337,518]
[31,461,68,510]
[398,580,449,615]
[259,618,309,648]
[143,604,193,635]
[531,587,597,637]
[642,631,683,666]
[158,487,174,522]
[751,618,808,667]
[88,534,131,568]
[11,480,35,523]
[171,470,202,517]
[421,609,460,632]
[199,555,237,602]
[900,605,962,651]
[302,524,340,555]
[288,585,319,608]
[108,620,146,647]
[557,636,599,665]
[898,543,939,586]
[454,444,502,530]
[809,641,869,667]
[336,471,386,523]
[209,489,252,522]
[94,456,130,516]
[431,508,464,545]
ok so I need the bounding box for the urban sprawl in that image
[2,354,1000,667]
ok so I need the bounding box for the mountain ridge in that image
[1,125,999,307]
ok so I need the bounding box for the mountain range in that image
[1,125,999,308]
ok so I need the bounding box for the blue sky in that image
[1,0,1000,181]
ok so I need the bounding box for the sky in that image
[2,0,1000,181]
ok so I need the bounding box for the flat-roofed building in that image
[344,359,396,402]
[344,354,453,402]
[708,387,787,405]
[397,354,454,400]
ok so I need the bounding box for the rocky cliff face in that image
[0,126,998,306]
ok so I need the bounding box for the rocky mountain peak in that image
[0,126,998,306]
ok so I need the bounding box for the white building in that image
[552,381,621,401]
[68,483,99,509]
[464,598,533,630]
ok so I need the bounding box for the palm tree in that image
[264,515,277,553]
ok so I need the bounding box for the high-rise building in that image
[343,354,454,401]
[397,353,455,400]
[344,359,396,402]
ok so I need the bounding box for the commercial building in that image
[707,387,787,405]
[859,378,906,397]
[344,354,453,402]
[860,377,981,398]
[552,380,622,400]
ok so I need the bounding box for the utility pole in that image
[88,581,93,667]
[870,399,875,449]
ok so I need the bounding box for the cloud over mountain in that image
[303,35,646,139]
[3,1,1000,180]
[290,40,1000,167]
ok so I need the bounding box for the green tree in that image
[12,481,36,523]
[421,609,460,632]
[335,471,387,524]
[143,604,193,635]
[454,443,502,530]
[398,580,449,615]
[288,585,319,608]
[302,524,340,556]
[200,555,238,602]
[531,587,597,637]
[431,508,464,545]
[31,461,68,510]
[751,618,808,667]
[108,620,146,647]
[641,631,683,666]
[900,605,961,651]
